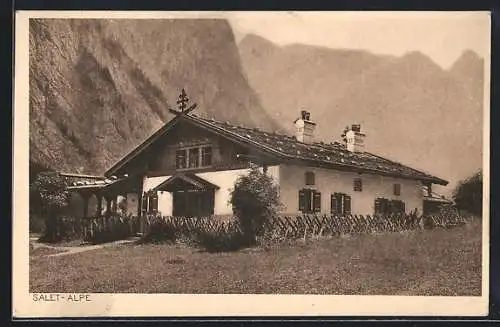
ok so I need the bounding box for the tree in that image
[30,171,70,242]
[453,170,482,216]
[229,165,282,246]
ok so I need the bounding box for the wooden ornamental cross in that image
[169,88,197,115]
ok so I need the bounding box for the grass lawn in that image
[29,246,67,258]
[29,219,482,295]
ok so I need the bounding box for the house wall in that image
[141,165,280,216]
[278,164,423,215]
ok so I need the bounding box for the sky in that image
[226,11,490,69]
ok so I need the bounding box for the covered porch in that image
[145,173,220,217]
[66,174,142,219]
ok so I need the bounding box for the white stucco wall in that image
[278,164,423,215]
[157,191,173,216]
[126,193,139,216]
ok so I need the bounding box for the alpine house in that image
[66,90,448,220]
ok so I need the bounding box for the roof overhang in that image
[103,113,448,186]
[67,174,141,195]
[423,196,453,204]
[153,173,220,192]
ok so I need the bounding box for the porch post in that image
[81,192,90,218]
[96,194,103,218]
[106,196,112,217]
[111,196,118,213]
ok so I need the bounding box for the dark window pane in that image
[176,149,186,169]
[188,148,199,168]
[202,147,212,166]
[299,189,315,213]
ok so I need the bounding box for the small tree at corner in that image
[453,170,482,217]
[30,171,70,242]
[229,164,282,246]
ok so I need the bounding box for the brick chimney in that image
[344,124,366,153]
[294,110,316,144]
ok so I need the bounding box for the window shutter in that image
[299,189,306,212]
[141,193,148,213]
[148,193,158,213]
[344,195,351,215]
[331,194,338,214]
[374,198,381,214]
[313,191,321,212]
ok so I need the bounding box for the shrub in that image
[453,170,482,216]
[30,171,70,243]
[229,165,282,246]
[84,215,134,244]
[192,229,247,253]
[29,213,45,234]
[138,216,178,244]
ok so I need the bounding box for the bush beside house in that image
[29,171,70,242]
[453,170,482,216]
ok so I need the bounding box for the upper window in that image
[354,178,363,192]
[393,183,401,196]
[201,146,212,166]
[176,146,213,169]
[176,150,187,169]
[305,171,315,185]
[188,148,199,168]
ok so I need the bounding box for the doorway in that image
[172,189,215,217]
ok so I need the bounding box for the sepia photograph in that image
[13,10,490,317]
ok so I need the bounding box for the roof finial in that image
[177,88,189,112]
[169,88,198,116]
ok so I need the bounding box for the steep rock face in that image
[239,34,484,193]
[29,19,279,174]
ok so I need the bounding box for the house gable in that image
[105,117,281,178]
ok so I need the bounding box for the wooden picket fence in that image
[140,211,472,242]
[55,210,472,244]
[55,214,139,243]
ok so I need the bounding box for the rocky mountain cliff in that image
[239,34,484,194]
[29,19,280,175]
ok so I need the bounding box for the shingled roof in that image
[105,112,448,186]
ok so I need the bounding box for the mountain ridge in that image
[29,19,280,175]
[238,33,484,194]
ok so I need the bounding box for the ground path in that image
[29,236,140,257]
